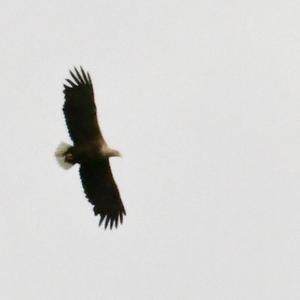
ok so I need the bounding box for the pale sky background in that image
[0,1,299,299]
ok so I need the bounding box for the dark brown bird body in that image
[55,67,125,229]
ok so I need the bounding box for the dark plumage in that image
[55,67,125,229]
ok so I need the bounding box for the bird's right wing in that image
[63,67,104,146]
[79,159,126,229]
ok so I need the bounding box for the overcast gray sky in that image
[0,0,299,299]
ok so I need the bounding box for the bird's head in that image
[102,145,122,158]
[109,149,122,158]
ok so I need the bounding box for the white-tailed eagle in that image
[55,67,126,229]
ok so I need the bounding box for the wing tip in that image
[64,66,92,89]
[97,210,126,230]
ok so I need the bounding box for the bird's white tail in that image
[55,142,74,170]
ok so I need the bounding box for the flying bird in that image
[55,67,125,229]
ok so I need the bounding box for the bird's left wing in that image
[63,67,104,146]
[79,159,126,229]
